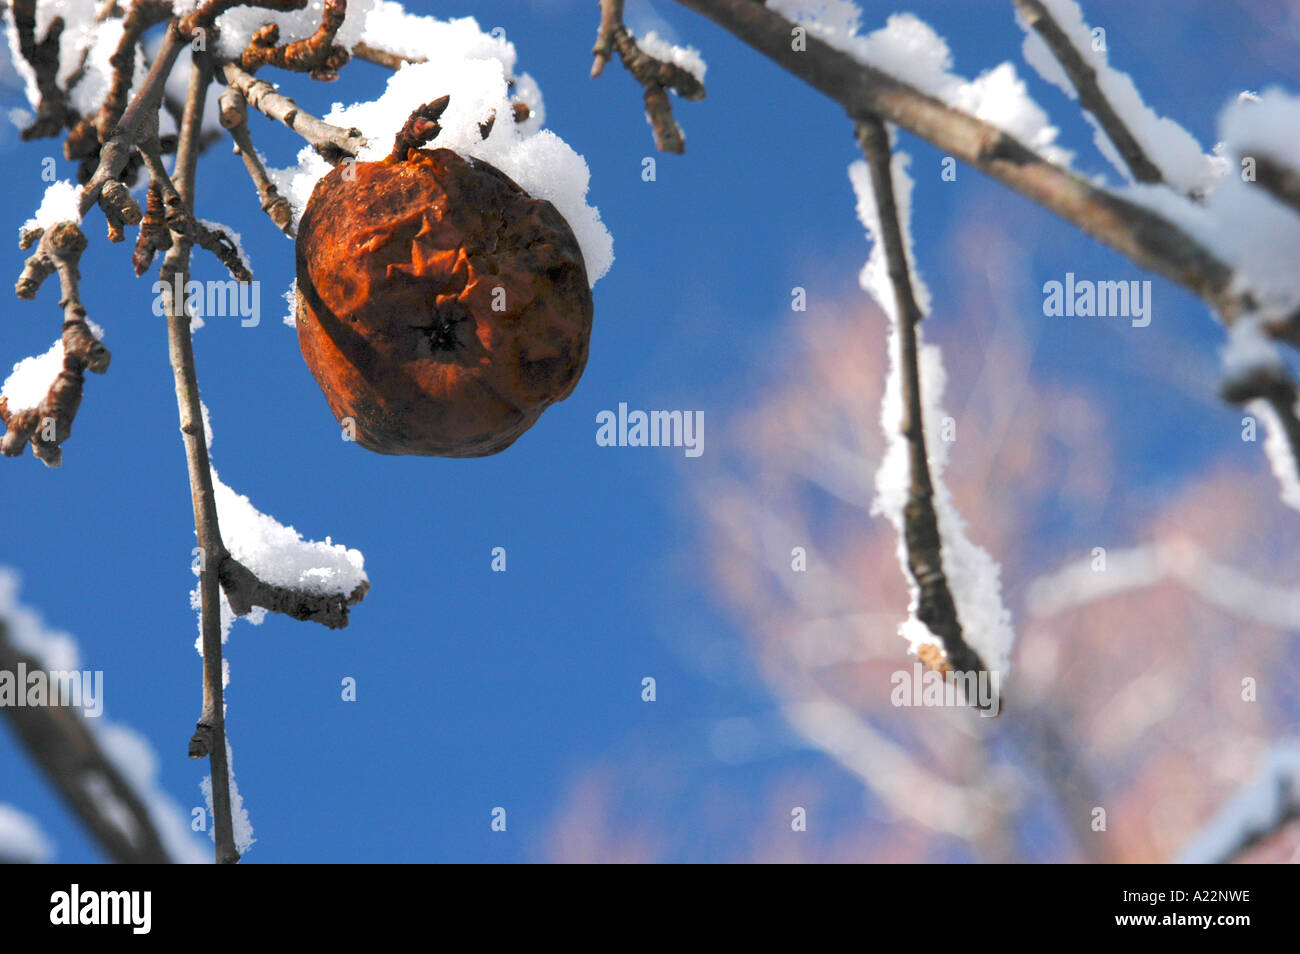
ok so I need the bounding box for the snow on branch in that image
[853,118,1013,706]
[198,401,369,634]
[1178,743,1300,864]
[0,570,208,864]
[591,0,707,154]
[3,219,110,466]
[1014,0,1220,195]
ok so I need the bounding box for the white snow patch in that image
[1,319,104,414]
[21,180,83,235]
[636,30,707,82]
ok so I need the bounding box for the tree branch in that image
[3,223,110,465]
[217,86,295,235]
[159,52,240,865]
[1011,0,1165,186]
[592,0,706,153]
[669,0,1253,325]
[9,0,78,140]
[219,60,366,164]
[855,116,991,694]
[236,0,350,80]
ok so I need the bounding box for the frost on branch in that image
[850,142,1014,687]
[1015,0,1222,194]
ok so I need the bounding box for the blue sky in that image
[1,0,1296,862]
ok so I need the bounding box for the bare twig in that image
[137,143,253,281]
[592,0,705,153]
[220,60,366,164]
[66,0,173,158]
[352,39,422,70]
[0,621,174,863]
[78,21,189,229]
[158,53,240,865]
[217,86,295,235]
[4,223,110,465]
[855,116,992,695]
[1012,0,1165,186]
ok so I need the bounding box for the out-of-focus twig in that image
[0,621,173,863]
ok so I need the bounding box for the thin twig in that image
[855,116,991,693]
[352,40,422,69]
[161,52,240,865]
[217,86,295,235]
[219,60,366,164]
[1012,0,1165,186]
[4,223,110,465]
[9,0,78,140]
[66,0,173,158]
[592,0,705,153]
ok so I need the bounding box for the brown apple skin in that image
[295,146,594,457]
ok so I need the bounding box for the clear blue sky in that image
[0,0,1295,862]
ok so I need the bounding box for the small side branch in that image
[591,0,705,153]
[352,40,421,70]
[1012,0,1165,185]
[220,60,366,164]
[10,0,78,140]
[219,558,370,629]
[136,142,253,281]
[4,223,110,465]
[217,86,295,235]
[856,116,990,688]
